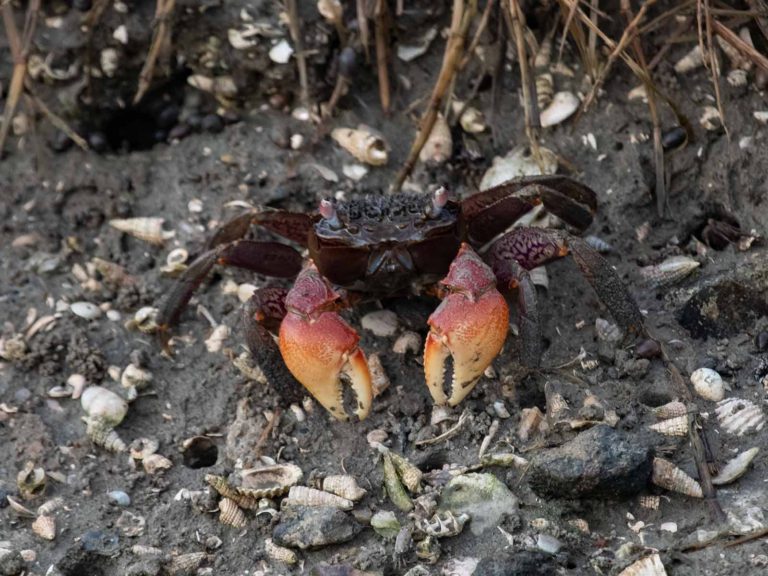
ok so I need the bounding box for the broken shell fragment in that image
[674,45,705,74]
[690,368,725,402]
[367,353,390,397]
[129,437,159,460]
[17,463,46,500]
[518,407,544,441]
[652,401,687,420]
[285,486,353,510]
[648,415,689,436]
[418,113,452,165]
[618,553,667,576]
[452,101,486,134]
[540,91,580,127]
[715,397,765,435]
[386,450,422,493]
[125,307,160,334]
[700,106,722,131]
[479,146,558,190]
[161,248,189,276]
[322,475,367,502]
[331,127,388,165]
[711,447,759,486]
[651,458,703,498]
[142,453,173,475]
[265,538,297,565]
[70,301,102,320]
[219,497,247,528]
[417,511,469,538]
[109,217,175,245]
[370,510,401,539]
[393,331,421,355]
[382,452,413,512]
[121,364,153,392]
[639,256,700,288]
[205,324,230,353]
[32,515,56,540]
[37,497,64,516]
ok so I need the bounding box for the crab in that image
[158,175,644,421]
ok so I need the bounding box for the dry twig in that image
[134,0,175,104]
[285,0,310,109]
[374,0,391,114]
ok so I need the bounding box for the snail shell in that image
[618,553,667,576]
[264,538,298,565]
[651,457,703,498]
[518,407,544,441]
[648,415,689,437]
[331,127,388,166]
[37,497,64,516]
[142,453,173,475]
[166,552,208,575]
[32,515,56,540]
[219,497,247,528]
[418,113,452,165]
[652,401,687,420]
[322,475,367,502]
[81,386,128,427]
[711,447,759,486]
[85,419,127,452]
[387,450,422,493]
[690,368,725,402]
[640,256,700,288]
[17,462,46,500]
[285,486,353,510]
[109,217,175,245]
[540,91,579,128]
[382,451,413,512]
[715,397,765,436]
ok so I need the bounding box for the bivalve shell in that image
[715,397,765,435]
[618,553,667,576]
[219,497,247,528]
[711,447,759,486]
[32,515,56,540]
[648,415,689,436]
[331,127,388,165]
[322,475,367,502]
[264,538,298,565]
[690,368,725,402]
[651,458,703,498]
[240,464,303,496]
[109,217,174,245]
[640,256,700,288]
[285,486,353,510]
[540,91,580,127]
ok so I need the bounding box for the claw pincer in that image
[424,244,509,406]
[279,264,373,421]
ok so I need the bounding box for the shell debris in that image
[618,553,668,576]
[284,486,353,510]
[219,497,247,528]
[651,458,703,498]
[322,475,367,502]
[418,113,452,165]
[715,397,765,435]
[331,127,388,166]
[142,453,173,475]
[711,447,759,486]
[540,91,580,127]
[264,538,298,565]
[31,515,56,540]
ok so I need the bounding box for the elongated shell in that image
[652,401,687,420]
[383,452,413,512]
[639,256,700,288]
[264,538,298,565]
[32,515,56,540]
[618,553,667,576]
[37,497,65,516]
[639,495,660,510]
[651,458,703,498]
[109,217,175,245]
[285,486,353,510]
[715,397,765,435]
[85,419,127,452]
[205,475,259,510]
[418,113,452,165]
[711,448,759,486]
[388,451,422,493]
[322,475,367,502]
[166,552,207,575]
[219,497,247,528]
[648,415,689,436]
[331,127,388,165]
[540,92,579,127]
[674,45,705,74]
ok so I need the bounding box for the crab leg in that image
[424,244,510,406]
[278,263,373,421]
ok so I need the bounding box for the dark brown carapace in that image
[158,176,644,421]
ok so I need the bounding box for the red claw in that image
[279,263,373,420]
[424,244,509,406]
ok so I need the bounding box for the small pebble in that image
[88,131,108,152]
[107,490,131,507]
[361,310,399,337]
[756,331,768,352]
[536,534,563,554]
[691,367,725,402]
[635,338,661,359]
[70,301,102,320]
[201,114,224,134]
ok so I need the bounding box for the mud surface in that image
[2,2,768,575]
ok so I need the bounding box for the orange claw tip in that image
[279,311,373,421]
[424,288,509,406]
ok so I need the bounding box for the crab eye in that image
[428,186,449,218]
[319,198,342,229]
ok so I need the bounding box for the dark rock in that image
[72,0,92,11]
[635,338,661,359]
[168,123,192,141]
[528,425,653,499]
[0,550,24,576]
[273,505,361,550]
[474,551,556,575]
[157,105,180,129]
[201,114,224,134]
[87,132,108,153]
[309,565,369,576]
[756,331,768,352]
[80,529,120,556]
[50,130,73,152]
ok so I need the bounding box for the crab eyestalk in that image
[429,186,450,218]
[279,263,373,420]
[319,198,342,229]
[424,244,509,406]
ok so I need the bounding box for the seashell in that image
[322,475,367,502]
[264,538,297,565]
[228,28,258,50]
[387,450,422,493]
[568,518,590,533]
[653,401,687,420]
[727,69,748,87]
[116,510,146,537]
[142,453,173,475]
[161,248,188,276]
[648,415,689,436]
[700,106,722,131]
[639,494,660,510]
[518,407,543,441]
[754,111,768,125]
[674,45,705,74]
[269,39,294,64]
[206,475,257,510]
[32,515,56,540]
[639,256,700,288]
[370,510,401,539]
[240,464,303,496]
[535,72,554,109]
[382,451,413,512]
[86,423,126,452]
[480,452,529,468]
[107,490,131,507]
[285,486,353,510]
[129,437,159,460]
[121,364,153,391]
[125,306,160,334]
[397,26,438,62]
[690,368,725,402]
[48,383,74,398]
[366,352,390,398]
[715,397,765,435]
[529,266,549,290]
[393,331,421,355]
[131,545,163,556]
[7,495,37,517]
[17,462,46,500]
[546,390,570,425]
[37,497,64,516]
[81,386,128,426]
[628,84,648,101]
[205,324,230,353]
[70,301,102,320]
[417,511,469,538]
[451,101,486,134]
[100,47,119,77]
[237,283,257,303]
[419,113,452,165]
[109,217,175,245]
[651,457,703,498]
[68,374,87,399]
[342,163,368,181]
[711,447,759,486]
[584,235,613,253]
[479,146,558,190]
[366,429,388,447]
[618,553,667,576]
[415,535,441,564]
[189,74,238,98]
[166,552,208,575]
[331,127,388,165]
[540,91,580,127]
[219,497,247,528]
[317,0,343,24]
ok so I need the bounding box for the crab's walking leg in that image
[486,227,645,337]
[424,244,510,406]
[157,240,302,347]
[278,263,373,421]
[508,261,542,368]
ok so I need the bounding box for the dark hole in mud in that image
[677,280,768,339]
[182,436,219,469]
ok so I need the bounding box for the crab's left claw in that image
[424,244,509,406]
[279,264,373,421]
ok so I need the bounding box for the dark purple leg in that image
[508,261,541,368]
[207,209,313,249]
[243,287,304,404]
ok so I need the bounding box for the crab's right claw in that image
[278,265,373,421]
[424,244,509,406]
